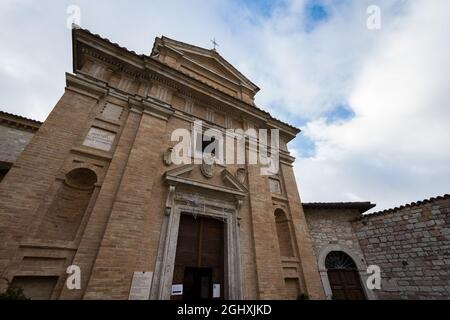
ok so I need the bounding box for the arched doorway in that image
[325,251,366,300]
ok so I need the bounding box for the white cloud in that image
[295,0,450,210]
[0,0,448,211]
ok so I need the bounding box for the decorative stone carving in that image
[163,147,173,166]
[165,185,176,216]
[235,198,243,224]
[201,155,214,178]
[153,188,243,300]
[236,168,246,185]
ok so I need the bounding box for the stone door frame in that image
[317,244,377,300]
[150,184,244,300]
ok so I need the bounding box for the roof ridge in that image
[302,201,376,214]
[161,36,213,56]
[0,110,42,124]
[303,201,373,205]
[159,36,260,91]
[361,194,450,218]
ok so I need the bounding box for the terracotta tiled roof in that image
[360,194,450,219]
[302,202,376,214]
[0,110,42,131]
[0,110,42,124]
[72,27,145,58]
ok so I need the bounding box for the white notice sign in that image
[171,284,183,296]
[213,284,221,298]
[128,271,153,300]
[83,127,116,152]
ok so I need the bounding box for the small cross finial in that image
[211,38,219,51]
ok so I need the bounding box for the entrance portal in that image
[325,251,366,300]
[172,214,224,300]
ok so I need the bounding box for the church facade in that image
[1,28,448,301]
[0,28,325,300]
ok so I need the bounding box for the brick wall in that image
[353,196,450,299]
[0,29,324,300]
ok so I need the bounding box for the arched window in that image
[274,209,294,257]
[325,251,357,270]
[38,168,97,241]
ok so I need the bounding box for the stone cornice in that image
[64,72,300,164]
[72,28,300,140]
[280,151,296,165]
[130,96,174,121]
[165,174,247,198]
[163,165,247,198]
[66,72,108,100]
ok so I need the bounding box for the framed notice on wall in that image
[171,284,183,296]
[128,271,153,300]
[213,284,221,298]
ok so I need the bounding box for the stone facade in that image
[0,28,324,300]
[353,195,450,300]
[305,206,368,260]
[304,203,377,300]
[304,196,450,300]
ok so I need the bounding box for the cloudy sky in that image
[0,0,449,212]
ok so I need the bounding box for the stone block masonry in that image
[353,195,450,299]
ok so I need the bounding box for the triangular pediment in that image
[163,164,196,178]
[183,52,241,84]
[221,169,248,193]
[163,164,247,197]
[152,36,259,99]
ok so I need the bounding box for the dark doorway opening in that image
[183,267,213,301]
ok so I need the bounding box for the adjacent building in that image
[0,111,41,182]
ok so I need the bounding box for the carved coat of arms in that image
[201,155,214,178]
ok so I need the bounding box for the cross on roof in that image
[211,38,219,51]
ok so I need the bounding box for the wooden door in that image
[328,269,366,300]
[172,214,224,300]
